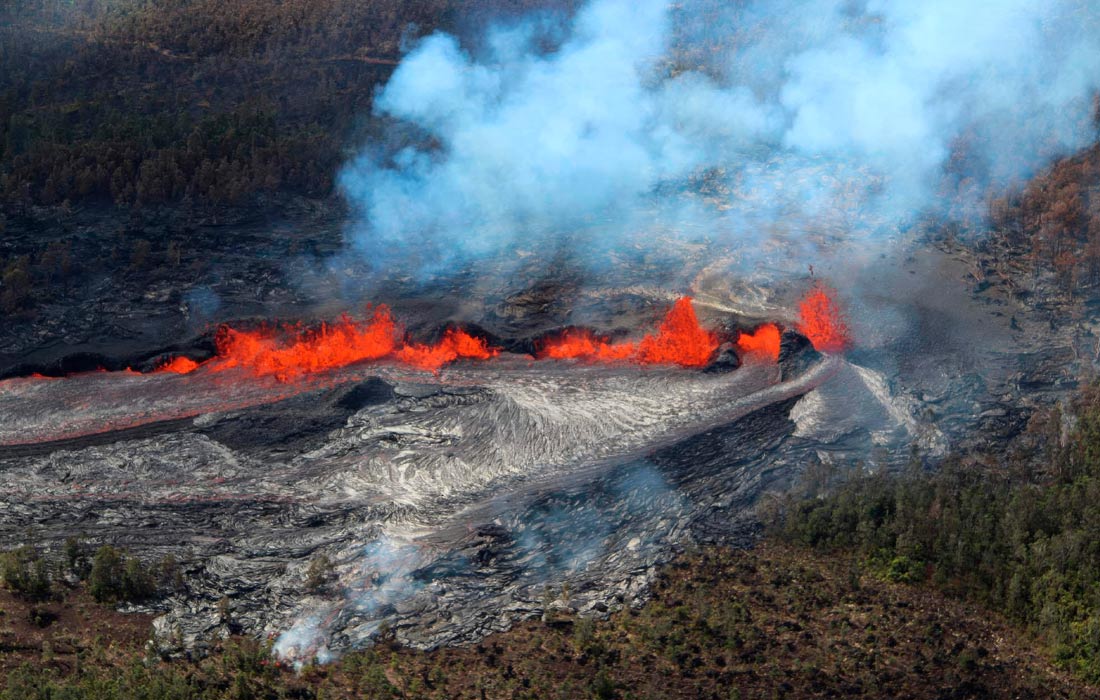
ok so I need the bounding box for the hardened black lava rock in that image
[704,342,742,373]
[778,329,821,380]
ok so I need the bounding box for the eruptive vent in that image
[202,307,498,379]
[537,297,719,367]
[211,306,398,380]
[735,324,781,361]
[157,356,200,374]
[395,328,499,371]
[21,288,851,388]
[798,284,851,352]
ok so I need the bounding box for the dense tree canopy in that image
[0,0,578,210]
[776,383,1100,682]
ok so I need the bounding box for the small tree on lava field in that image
[304,554,335,593]
[62,536,90,580]
[0,545,53,602]
[89,545,156,604]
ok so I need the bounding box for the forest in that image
[0,0,434,210]
[774,381,1100,682]
[0,0,585,212]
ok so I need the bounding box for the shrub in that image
[27,606,57,629]
[62,536,90,580]
[881,555,920,584]
[304,554,335,593]
[0,546,53,602]
[0,257,33,314]
[591,669,617,700]
[88,546,157,604]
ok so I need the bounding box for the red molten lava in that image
[635,297,719,366]
[23,292,816,387]
[536,329,636,361]
[395,328,499,372]
[191,307,501,380]
[211,307,400,382]
[157,356,200,374]
[736,323,781,361]
[798,284,851,352]
[538,297,719,368]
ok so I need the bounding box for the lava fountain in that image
[0,287,851,448]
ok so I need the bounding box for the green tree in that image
[0,256,32,314]
[62,536,90,580]
[89,545,156,604]
[0,545,52,601]
[304,553,334,593]
[88,544,125,603]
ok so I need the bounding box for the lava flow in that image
[537,297,719,368]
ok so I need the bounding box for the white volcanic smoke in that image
[274,534,427,666]
[339,0,1099,276]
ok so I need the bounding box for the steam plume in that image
[340,0,1099,277]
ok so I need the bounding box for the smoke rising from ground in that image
[339,0,1099,278]
[274,533,428,665]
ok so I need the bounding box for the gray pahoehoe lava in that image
[0,335,916,659]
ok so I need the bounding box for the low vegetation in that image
[0,547,52,603]
[0,541,162,607]
[0,542,1087,699]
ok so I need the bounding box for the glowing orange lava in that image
[395,328,499,372]
[152,307,503,381]
[211,307,400,382]
[21,289,839,387]
[536,329,635,361]
[538,297,719,368]
[736,323,781,361]
[635,297,719,367]
[798,284,851,352]
[157,356,200,374]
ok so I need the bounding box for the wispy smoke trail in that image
[340,0,1099,277]
[274,533,427,666]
